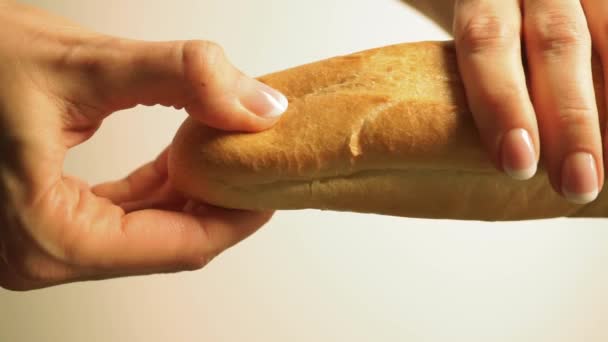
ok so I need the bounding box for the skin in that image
[405,0,608,204]
[0,0,288,291]
[4,0,605,290]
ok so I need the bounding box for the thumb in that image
[72,38,288,132]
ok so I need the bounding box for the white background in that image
[2,0,608,341]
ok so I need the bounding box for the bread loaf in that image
[168,41,607,221]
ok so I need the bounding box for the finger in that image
[62,37,288,132]
[524,0,603,203]
[92,148,169,204]
[60,197,272,272]
[92,147,185,212]
[118,184,185,213]
[1,205,269,290]
[581,0,608,165]
[453,0,539,180]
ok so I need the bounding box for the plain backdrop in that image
[2,1,608,341]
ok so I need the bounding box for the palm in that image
[1,141,272,290]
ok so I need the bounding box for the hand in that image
[452,0,605,204]
[0,1,288,291]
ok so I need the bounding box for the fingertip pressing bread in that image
[168,41,607,221]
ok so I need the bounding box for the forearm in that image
[402,0,454,35]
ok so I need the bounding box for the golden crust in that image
[169,41,606,221]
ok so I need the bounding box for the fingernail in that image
[562,152,599,204]
[239,78,288,118]
[502,128,537,180]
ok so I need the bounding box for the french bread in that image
[168,41,607,221]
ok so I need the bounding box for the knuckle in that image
[193,40,225,62]
[60,40,103,77]
[61,37,120,84]
[180,40,229,109]
[182,40,225,82]
[184,256,210,271]
[477,84,525,111]
[556,104,597,128]
[457,15,517,53]
[184,251,220,271]
[54,36,118,114]
[529,12,590,54]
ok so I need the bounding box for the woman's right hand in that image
[0,0,287,291]
[405,0,606,204]
[452,0,605,205]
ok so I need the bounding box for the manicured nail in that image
[239,78,288,118]
[561,152,599,204]
[502,128,537,180]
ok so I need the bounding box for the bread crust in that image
[169,41,606,221]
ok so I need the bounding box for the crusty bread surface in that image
[169,41,607,221]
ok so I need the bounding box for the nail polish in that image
[239,79,288,118]
[502,128,537,180]
[562,152,599,204]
